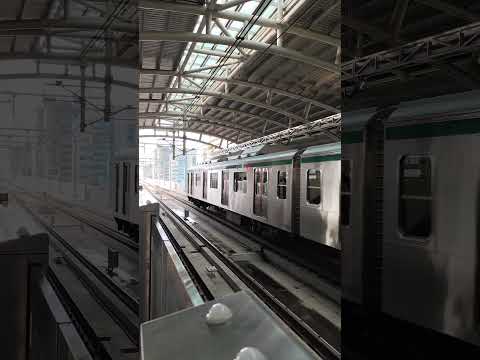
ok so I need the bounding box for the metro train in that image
[113,148,140,239]
[186,143,341,249]
[342,89,480,351]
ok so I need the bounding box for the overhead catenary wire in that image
[79,0,132,58]
[180,0,275,118]
[164,0,327,144]
[147,0,275,151]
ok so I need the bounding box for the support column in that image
[42,98,48,180]
[139,202,160,323]
[105,0,114,206]
[64,0,70,19]
[276,0,284,47]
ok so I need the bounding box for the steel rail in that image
[48,250,139,349]
[18,191,139,253]
[46,269,114,360]
[45,196,139,253]
[147,185,340,285]
[154,193,340,360]
[15,195,139,317]
[154,211,233,301]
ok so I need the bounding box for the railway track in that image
[14,194,139,353]
[154,193,340,360]
[145,183,340,299]
[16,190,138,253]
[46,268,120,359]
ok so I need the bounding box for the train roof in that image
[208,144,293,163]
[388,89,480,123]
[301,142,340,160]
[342,108,377,130]
[190,142,340,171]
[190,148,299,171]
[342,90,480,132]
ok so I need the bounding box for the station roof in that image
[0,0,137,76]
[342,0,480,109]
[139,0,341,147]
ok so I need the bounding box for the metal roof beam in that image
[139,0,340,48]
[139,111,261,135]
[390,0,410,41]
[214,113,341,154]
[0,53,136,67]
[213,18,248,57]
[311,0,340,27]
[191,47,245,59]
[140,62,243,76]
[0,18,136,34]
[202,104,288,128]
[215,0,253,11]
[342,15,401,45]
[184,60,242,74]
[0,72,136,88]
[139,101,288,128]
[184,73,338,113]
[139,70,338,112]
[140,69,177,76]
[72,0,133,23]
[415,0,480,22]
[141,32,339,74]
[139,86,306,122]
[139,134,223,148]
[138,98,197,104]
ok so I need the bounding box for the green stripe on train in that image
[245,159,292,167]
[301,154,341,163]
[342,130,363,144]
[386,118,480,140]
[222,159,293,169]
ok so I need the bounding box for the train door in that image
[253,168,268,217]
[203,171,208,199]
[221,171,229,206]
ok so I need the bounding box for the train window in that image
[254,169,268,195]
[277,171,287,199]
[399,155,432,238]
[307,169,321,205]
[134,165,139,194]
[210,172,218,189]
[262,170,268,195]
[234,172,247,193]
[341,160,351,226]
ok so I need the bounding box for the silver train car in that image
[187,143,340,248]
[342,90,480,348]
[113,148,140,239]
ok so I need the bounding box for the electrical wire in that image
[180,0,274,118]
[79,0,132,57]
[173,0,324,143]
